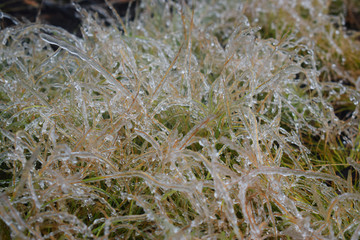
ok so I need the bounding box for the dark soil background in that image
[0,0,139,34]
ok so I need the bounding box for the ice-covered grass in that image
[0,0,360,239]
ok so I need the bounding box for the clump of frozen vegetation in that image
[1,0,360,239]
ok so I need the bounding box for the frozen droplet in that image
[105,179,112,188]
[199,139,207,147]
[147,213,155,221]
[350,96,359,105]
[126,121,133,129]
[283,66,302,75]
[195,182,203,192]
[170,163,176,171]
[105,135,114,142]
[341,57,346,64]
[56,144,72,161]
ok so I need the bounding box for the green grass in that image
[0,0,360,239]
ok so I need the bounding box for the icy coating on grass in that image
[1,0,360,239]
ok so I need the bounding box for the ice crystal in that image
[0,0,359,239]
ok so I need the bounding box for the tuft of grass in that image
[1,0,360,239]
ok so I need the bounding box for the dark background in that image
[0,0,138,34]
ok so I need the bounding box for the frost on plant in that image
[0,0,360,239]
